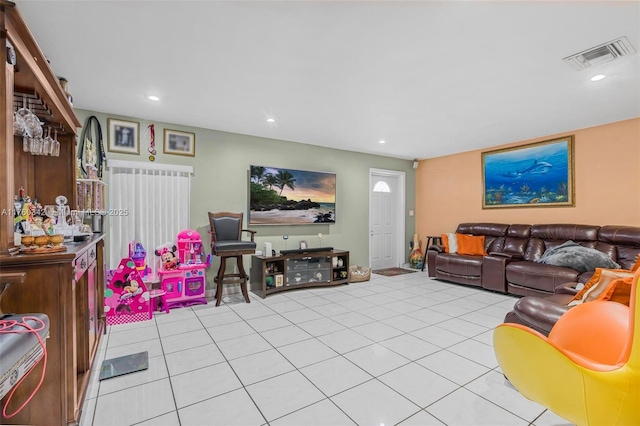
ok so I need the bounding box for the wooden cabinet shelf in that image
[250,249,349,298]
[0,3,102,425]
[1,2,81,251]
[0,235,106,426]
[76,178,106,213]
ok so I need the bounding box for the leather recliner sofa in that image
[503,282,578,336]
[427,223,640,297]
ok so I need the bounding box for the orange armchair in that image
[493,268,640,425]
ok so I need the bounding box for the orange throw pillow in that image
[600,277,633,305]
[455,233,486,256]
[441,233,450,253]
[568,268,634,306]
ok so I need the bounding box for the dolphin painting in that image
[521,160,552,174]
[500,160,552,179]
[500,171,522,179]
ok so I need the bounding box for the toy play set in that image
[129,240,151,278]
[104,258,151,325]
[156,229,210,309]
[105,230,210,327]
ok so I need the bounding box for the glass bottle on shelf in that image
[70,210,81,233]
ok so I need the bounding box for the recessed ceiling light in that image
[590,74,606,82]
[379,140,386,144]
[148,95,160,101]
[266,117,275,123]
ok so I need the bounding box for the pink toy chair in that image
[149,288,169,315]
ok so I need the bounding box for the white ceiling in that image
[14,1,640,160]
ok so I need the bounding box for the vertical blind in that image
[107,160,193,271]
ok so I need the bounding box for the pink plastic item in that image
[158,230,209,309]
[105,258,151,325]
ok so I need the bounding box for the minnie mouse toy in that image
[113,272,143,314]
[155,244,179,270]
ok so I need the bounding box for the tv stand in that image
[250,249,349,298]
[280,246,334,255]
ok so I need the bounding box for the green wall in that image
[75,109,416,271]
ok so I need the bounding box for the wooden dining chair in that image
[208,212,257,306]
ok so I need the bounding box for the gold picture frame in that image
[107,118,140,155]
[163,129,195,157]
[275,274,284,287]
[482,135,575,209]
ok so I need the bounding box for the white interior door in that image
[370,175,398,270]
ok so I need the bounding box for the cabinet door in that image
[87,260,97,358]
[162,275,183,300]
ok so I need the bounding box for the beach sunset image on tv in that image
[249,165,336,225]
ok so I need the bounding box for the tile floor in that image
[81,271,573,426]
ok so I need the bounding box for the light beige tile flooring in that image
[81,271,573,425]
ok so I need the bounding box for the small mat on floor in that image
[372,267,418,277]
[99,351,149,381]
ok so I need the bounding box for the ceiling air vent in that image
[563,36,637,71]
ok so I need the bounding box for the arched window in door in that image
[373,180,391,193]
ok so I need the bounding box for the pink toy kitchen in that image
[157,229,210,309]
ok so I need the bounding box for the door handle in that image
[370,230,374,236]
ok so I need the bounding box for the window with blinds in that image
[106,160,193,271]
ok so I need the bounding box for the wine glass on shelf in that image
[14,110,30,152]
[15,96,32,152]
[22,102,42,138]
[32,126,44,156]
[44,127,56,156]
[15,95,31,128]
[21,100,44,155]
[42,127,51,156]
[31,133,44,155]
[52,129,60,157]
[13,109,25,136]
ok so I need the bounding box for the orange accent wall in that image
[416,118,640,239]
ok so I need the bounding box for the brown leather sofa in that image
[503,282,578,336]
[427,223,640,297]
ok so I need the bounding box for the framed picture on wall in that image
[164,129,195,157]
[108,119,140,154]
[482,135,575,209]
[275,274,284,287]
[249,165,336,225]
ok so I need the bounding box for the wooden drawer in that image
[75,251,89,280]
[87,244,97,263]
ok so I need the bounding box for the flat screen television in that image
[249,165,336,225]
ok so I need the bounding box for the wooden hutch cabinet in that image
[0,2,105,425]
